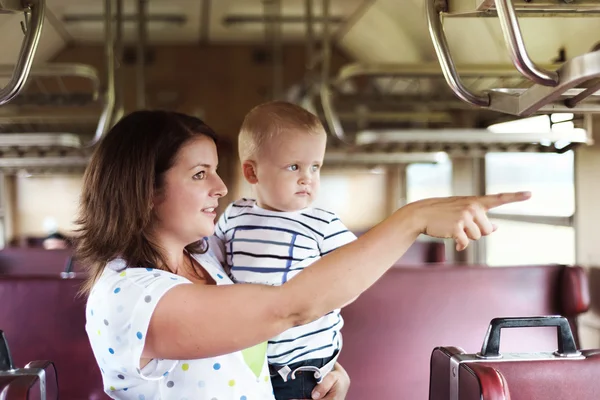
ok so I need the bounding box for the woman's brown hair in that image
[76,110,218,295]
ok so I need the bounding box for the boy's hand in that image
[306,362,350,399]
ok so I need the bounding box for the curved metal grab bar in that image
[495,0,558,86]
[426,0,490,107]
[319,85,350,144]
[0,0,45,106]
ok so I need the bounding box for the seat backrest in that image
[338,265,589,400]
[0,275,106,399]
[394,239,446,265]
[353,233,446,265]
[0,249,78,275]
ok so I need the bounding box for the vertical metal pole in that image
[321,0,331,87]
[263,0,283,100]
[272,0,283,100]
[137,0,147,109]
[305,0,315,89]
[93,0,115,143]
[112,0,124,124]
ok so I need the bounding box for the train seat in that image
[0,275,106,399]
[353,234,447,265]
[338,264,590,400]
[0,249,79,276]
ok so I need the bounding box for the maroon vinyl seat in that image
[338,264,589,400]
[0,248,79,276]
[394,239,446,266]
[353,234,446,265]
[0,275,107,399]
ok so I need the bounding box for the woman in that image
[78,110,529,400]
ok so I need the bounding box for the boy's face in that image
[252,130,326,212]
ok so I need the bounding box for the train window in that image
[315,169,389,231]
[406,160,452,203]
[484,114,576,265]
[486,220,575,266]
[485,151,575,217]
[485,113,576,265]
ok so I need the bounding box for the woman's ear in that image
[242,161,259,184]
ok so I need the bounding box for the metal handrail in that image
[0,0,45,106]
[426,0,490,107]
[320,85,349,143]
[495,0,559,86]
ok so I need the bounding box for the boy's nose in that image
[299,175,311,185]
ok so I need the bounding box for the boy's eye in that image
[287,164,299,171]
[311,165,320,172]
[194,171,206,180]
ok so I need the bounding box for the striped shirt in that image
[213,198,356,366]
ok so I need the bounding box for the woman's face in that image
[152,135,227,247]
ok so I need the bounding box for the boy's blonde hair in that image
[238,101,326,162]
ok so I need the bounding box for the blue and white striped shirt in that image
[212,198,356,366]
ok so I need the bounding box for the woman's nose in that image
[212,175,228,197]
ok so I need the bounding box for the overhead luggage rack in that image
[324,149,448,167]
[0,133,89,172]
[315,62,591,154]
[427,0,600,116]
[0,154,89,174]
[0,133,89,173]
[0,114,97,166]
[328,63,534,114]
[0,0,45,106]
[0,62,107,142]
[354,128,589,156]
[0,115,100,135]
[0,63,101,107]
[318,62,539,144]
[0,0,121,174]
[0,133,82,150]
[297,0,591,162]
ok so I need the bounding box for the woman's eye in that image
[194,171,206,180]
[287,164,299,171]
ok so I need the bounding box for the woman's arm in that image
[144,192,531,360]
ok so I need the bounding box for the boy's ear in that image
[242,161,259,184]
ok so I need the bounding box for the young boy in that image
[213,101,356,400]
